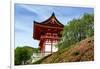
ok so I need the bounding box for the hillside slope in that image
[34,37,94,64]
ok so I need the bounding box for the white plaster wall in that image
[52,45,58,52]
[45,41,58,52]
[45,44,51,52]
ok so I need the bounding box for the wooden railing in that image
[40,35,60,40]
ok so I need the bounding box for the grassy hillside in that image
[33,36,94,64]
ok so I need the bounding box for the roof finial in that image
[52,12,55,16]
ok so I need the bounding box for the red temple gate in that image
[33,13,64,56]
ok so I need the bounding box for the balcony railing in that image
[40,35,60,40]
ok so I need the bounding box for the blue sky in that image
[15,4,94,48]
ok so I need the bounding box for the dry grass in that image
[33,37,94,64]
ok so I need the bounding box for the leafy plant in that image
[57,13,94,50]
[15,46,34,65]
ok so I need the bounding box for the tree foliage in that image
[57,13,94,49]
[15,47,31,65]
[15,46,41,65]
[33,48,40,53]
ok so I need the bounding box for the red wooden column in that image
[40,35,45,56]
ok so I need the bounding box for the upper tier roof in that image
[34,13,64,27]
[33,13,64,40]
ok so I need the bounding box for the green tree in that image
[15,46,41,65]
[33,48,40,53]
[57,13,94,50]
[15,46,33,65]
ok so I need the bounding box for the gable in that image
[44,16,63,27]
[34,13,64,27]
